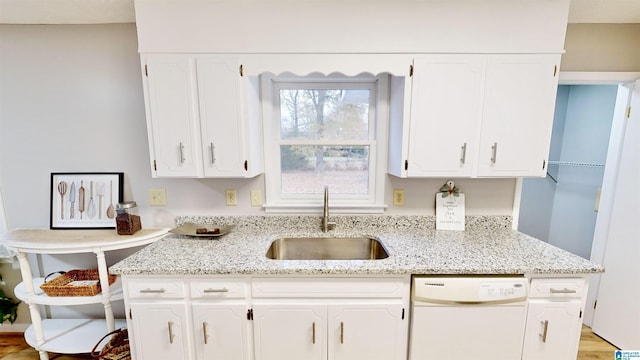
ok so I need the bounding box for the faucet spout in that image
[322,185,336,232]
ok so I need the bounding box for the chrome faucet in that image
[322,185,336,232]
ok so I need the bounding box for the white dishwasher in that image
[409,276,528,360]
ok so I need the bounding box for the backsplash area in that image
[176,215,513,232]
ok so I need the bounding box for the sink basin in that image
[265,236,389,260]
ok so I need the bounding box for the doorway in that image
[518,84,618,259]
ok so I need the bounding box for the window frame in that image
[261,73,389,214]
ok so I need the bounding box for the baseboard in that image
[0,322,29,332]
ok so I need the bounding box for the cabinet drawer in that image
[127,278,185,299]
[529,278,585,298]
[190,278,247,299]
[252,277,406,298]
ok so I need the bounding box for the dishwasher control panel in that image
[413,276,528,303]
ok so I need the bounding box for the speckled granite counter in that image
[109,215,603,276]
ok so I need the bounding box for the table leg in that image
[16,252,50,360]
[95,250,115,332]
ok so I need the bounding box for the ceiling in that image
[0,0,639,24]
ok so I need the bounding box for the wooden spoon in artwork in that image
[106,180,115,219]
[57,181,68,219]
[79,180,86,220]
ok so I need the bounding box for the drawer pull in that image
[340,322,344,344]
[539,320,549,343]
[168,321,175,344]
[550,287,577,294]
[140,288,166,293]
[312,322,316,344]
[203,288,229,293]
[203,321,209,345]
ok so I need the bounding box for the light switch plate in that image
[225,189,238,206]
[393,189,405,206]
[148,188,167,206]
[250,190,262,206]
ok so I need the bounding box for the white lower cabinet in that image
[125,277,251,360]
[129,301,191,360]
[328,304,405,360]
[522,278,587,360]
[251,276,410,360]
[253,304,326,360]
[252,303,405,360]
[522,301,582,360]
[192,304,250,360]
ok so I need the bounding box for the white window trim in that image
[261,73,389,214]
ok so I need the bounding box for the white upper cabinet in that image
[197,57,252,177]
[390,53,560,178]
[144,55,202,177]
[405,55,484,177]
[476,55,559,177]
[142,54,263,178]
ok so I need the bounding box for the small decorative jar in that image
[115,201,142,235]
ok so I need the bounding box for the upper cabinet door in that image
[144,55,203,177]
[407,55,484,177]
[197,57,248,177]
[477,54,560,177]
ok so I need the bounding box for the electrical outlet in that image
[250,190,262,206]
[148,188,167,206]
[225,189,238,206]
[393,189,405,206]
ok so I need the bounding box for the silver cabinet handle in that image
[550,287,577,294]
[210,143,216,165]
[539,320,549,343]
[168,321,175,344]
[312,322,316,344]
[491,142,498,164]
[139,288,165,293]
[460,143,467,164]
[203,288,229,293]
[340,322,344,344]
[179,142,185,164]
[203,321,209,345]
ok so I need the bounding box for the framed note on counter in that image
[436,193,465,231]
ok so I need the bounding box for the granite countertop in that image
[109,215,604,276]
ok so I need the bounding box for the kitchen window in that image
[262,74,388,213]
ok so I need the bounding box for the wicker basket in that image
[91,328,130,360]
[40,269,117,297]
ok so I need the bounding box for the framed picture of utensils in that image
[50,172,124,229]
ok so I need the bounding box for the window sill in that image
[263,203,387,214]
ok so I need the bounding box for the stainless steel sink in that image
[265,236,389,260]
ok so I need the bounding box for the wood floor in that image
[576,325,619,360]
[0,325,619,359]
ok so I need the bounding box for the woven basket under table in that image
[40,269,117,297]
